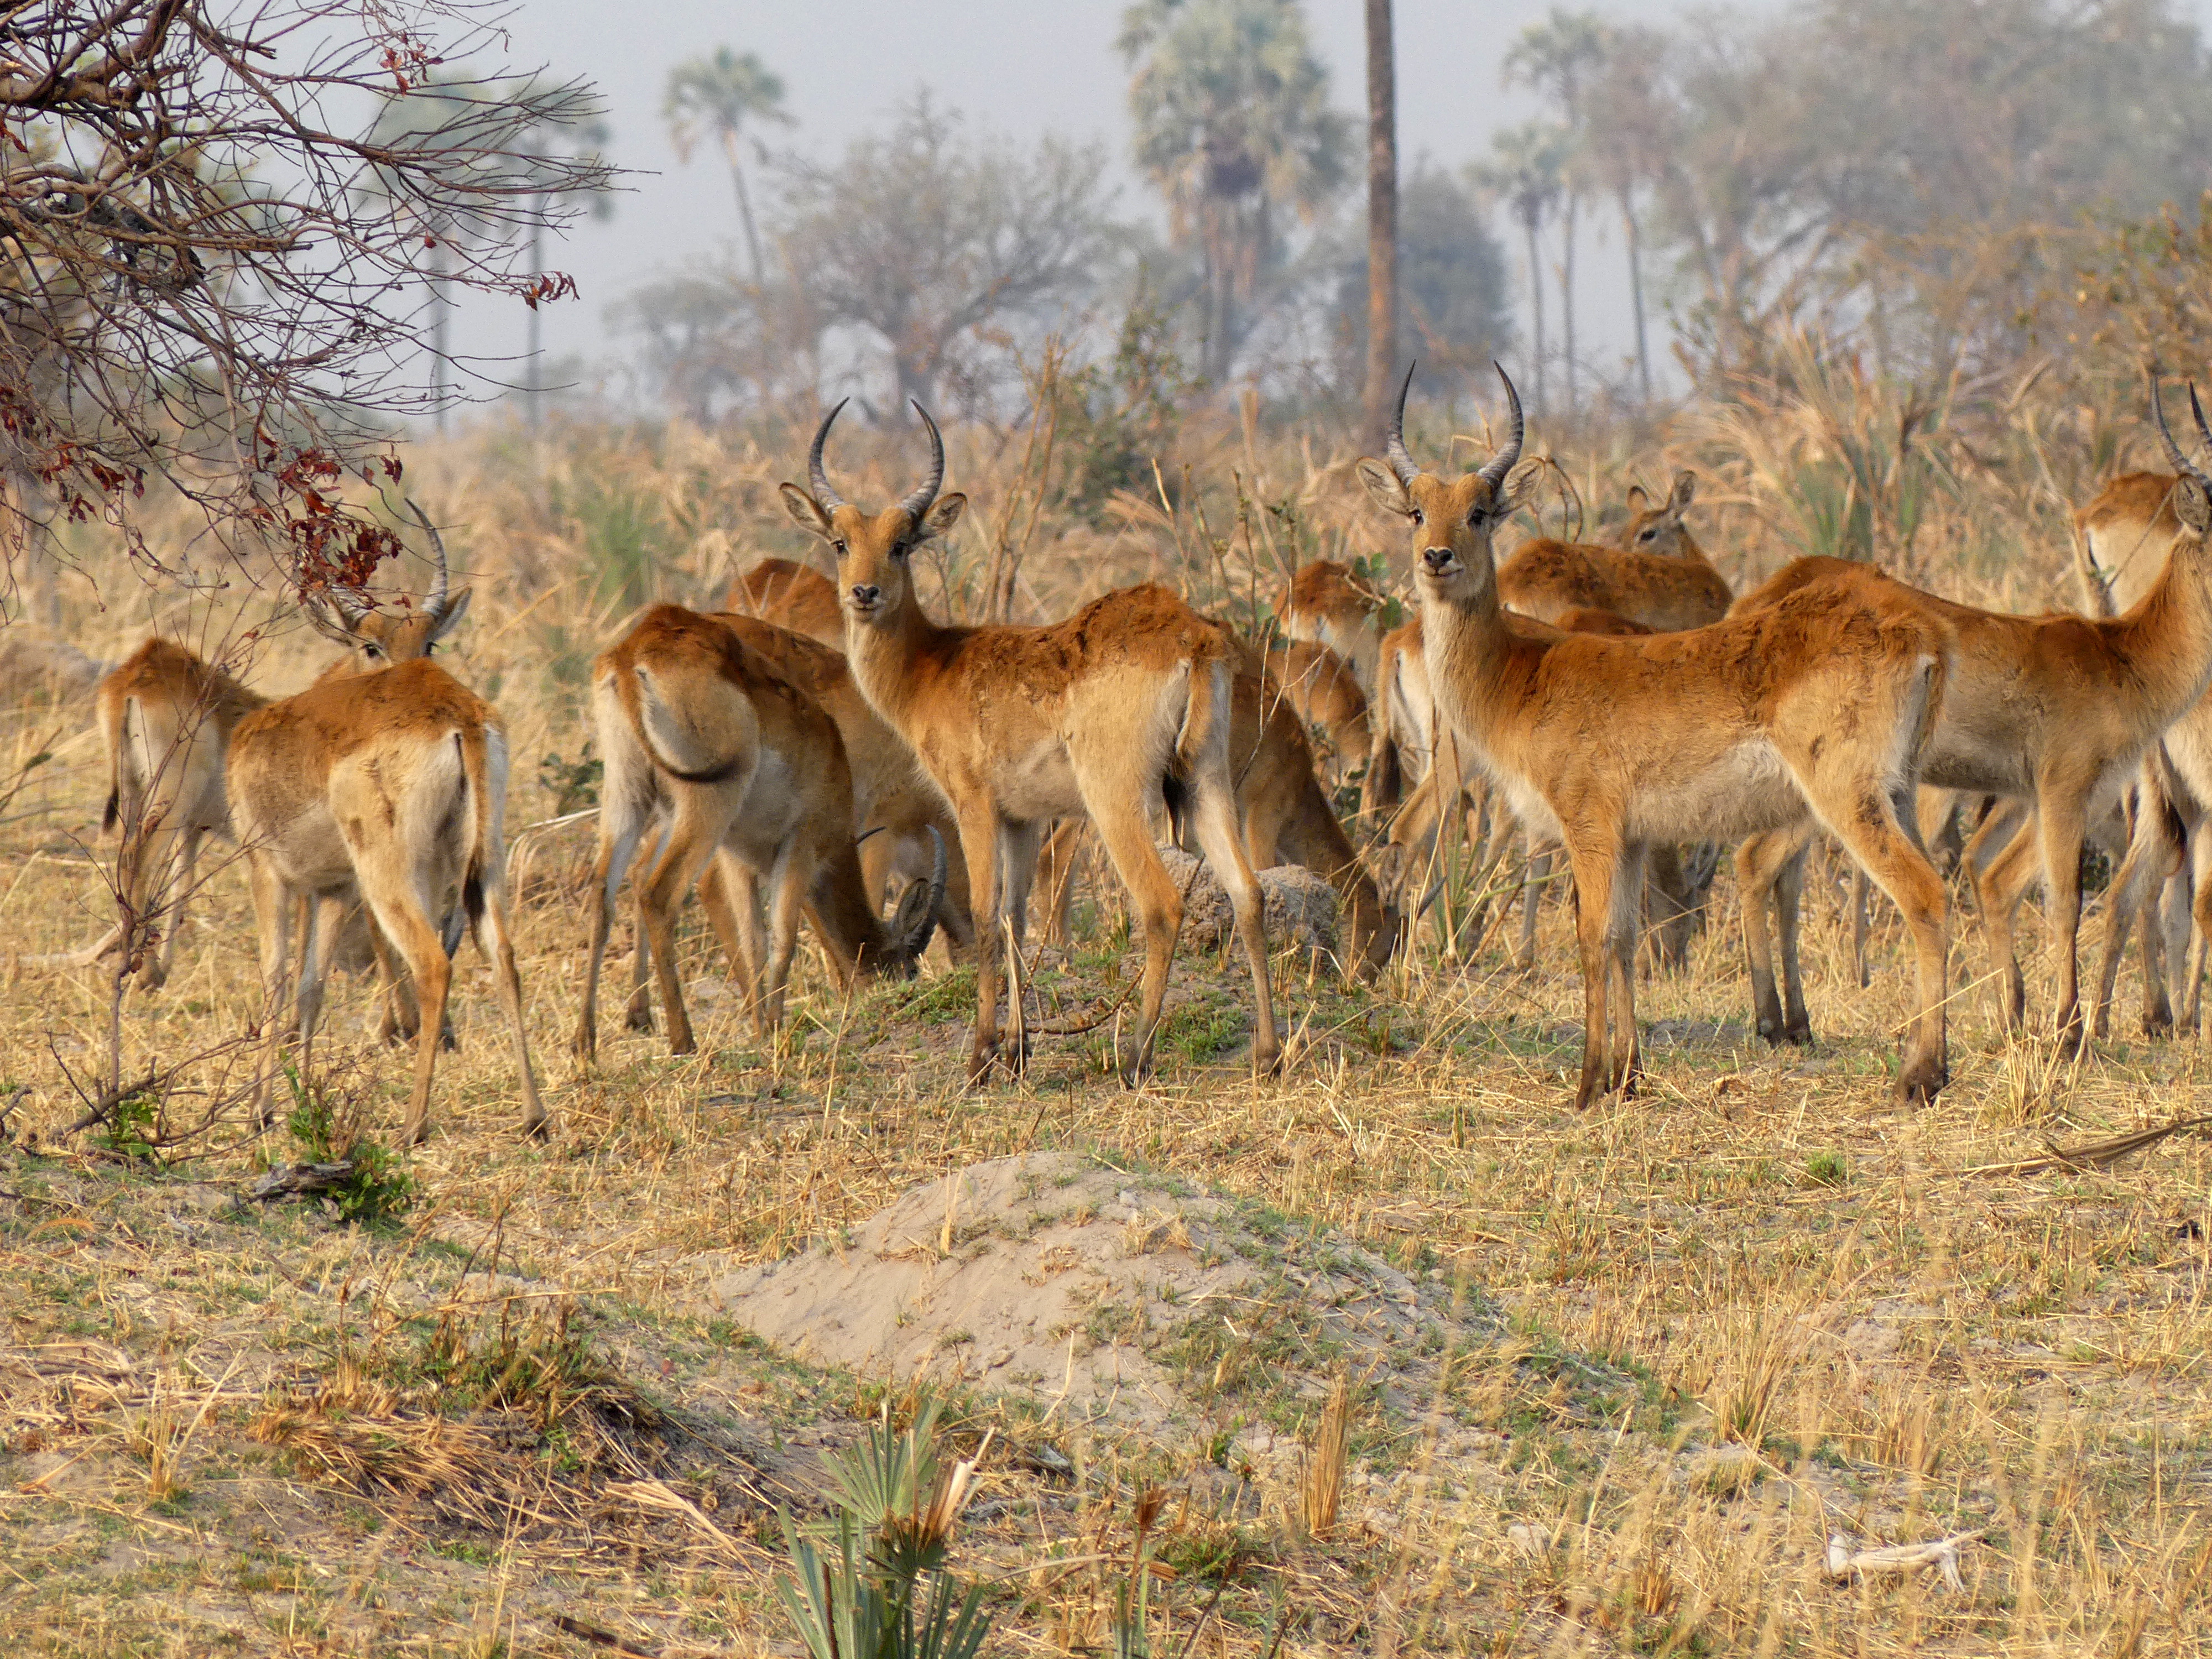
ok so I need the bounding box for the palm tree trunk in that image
[722,128,764,283]
[431,235,450,437]
[1621,187,1650,403]
[1360,0,1399,451]
[1559,192,1578,413]
[1522,213,1547,415]
[526,206,544,431]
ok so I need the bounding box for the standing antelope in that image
[1729,377,2212,1049]
[574,605,943,1063]
[227,511,545,1145]
[716,566,975,950]
[1261,639,1372,791]
[782,401,1280,1085]
[1361,367,1955,1107]
[80,639,265,990]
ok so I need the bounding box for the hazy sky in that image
[432,0,1759,411]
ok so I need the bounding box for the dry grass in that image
[3,409,2211,1655]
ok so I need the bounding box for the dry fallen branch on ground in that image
[1827,1530,1985,1591]
[1965,1113,2212,1177]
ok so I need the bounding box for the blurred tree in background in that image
[1119,0,1352,384]
[662,48,792,282]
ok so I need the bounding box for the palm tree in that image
[1361,0,1398,450]
[1472,123,1566,415]
[1120,0,1350,384]
[1584,24,1674,403]
[663,48,792,282]
[519,107,613,429]
[1504,9,1606,411]
[359,67,497,435]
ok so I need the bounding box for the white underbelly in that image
[997,735,1082,822]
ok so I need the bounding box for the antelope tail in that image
[455,725,497,945]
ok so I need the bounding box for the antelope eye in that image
[1410,507,1425,525]
[1638,528,1658,542]
[890,541,911,561]
[832,538,849,556]
[364,644,384,659]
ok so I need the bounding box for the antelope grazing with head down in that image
[1281,560,1388,691]
[782,401,1280,1084]
[1362,366,1955,1107]
[227,509,545,1145]
[572,604,943,1063]
[1728,376,2212,1051]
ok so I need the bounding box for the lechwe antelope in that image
[575,605,945,1061]
[2080,399,2212,1035]
[1281,560,1388,691]
[1034,648,1401,978]
[782,401,1280,1084]
[77,639,265,990]
[1361,367,1955,1107]
[1261,639,1372,791]
[726,556,845,646]
[1730,376,2212,1049]
[1496,471,1733,630]
[227,516,545,1146]
[717,564,975,950]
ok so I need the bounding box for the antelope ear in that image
[1356,458,1414,518]
[920,492,966,540]
[426,587,472,645]
[1623,484,1650,515]
[780,483,835,541]
[2178,476,2211,534]
[301,596,359,649]
[1499,457,1547,514]
[1669,470,1698,513]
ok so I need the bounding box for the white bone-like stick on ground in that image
[1827,1530,1985,1591]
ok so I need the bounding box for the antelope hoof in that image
[1251,1040,1284,1078]
[2055,1020,2086,1060]
[966,1040,1024,1087]
[398,1115,430,1147]
[1894,1055,1948,1105]
[1783,1020,1814,1048]
[520,1109,550,1141]
[623,1001,654,1034]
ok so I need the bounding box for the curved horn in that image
[890,824,948,967]
[1385,362,1420,486]
[1475,363,1525,492]
[898,400,946,524]
[2151,373,2211,488]
[405,499,449,619]
[2193,383,2212,469]
[808,399,851,510]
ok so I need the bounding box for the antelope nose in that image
[850,583,881,608]
[1422,546,1454,573]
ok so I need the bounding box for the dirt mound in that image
[692,1153,1487,1433]
[1159,847,1341,956]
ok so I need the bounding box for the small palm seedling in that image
[778,1398,995,1659]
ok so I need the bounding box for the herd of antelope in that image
[51,367,2212,1139]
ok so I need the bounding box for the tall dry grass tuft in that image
[1301,1373,1352,1539]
